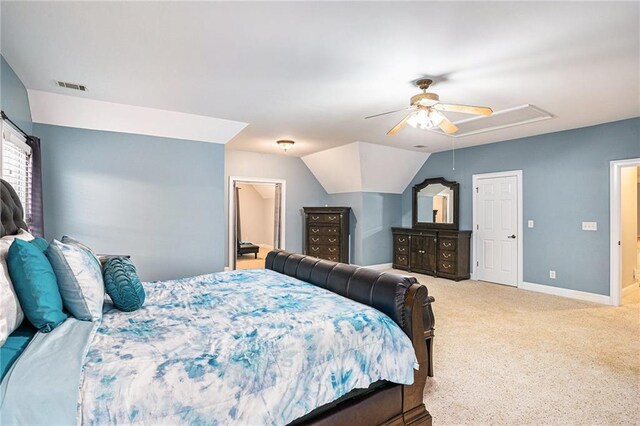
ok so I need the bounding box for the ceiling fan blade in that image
[365,107,412,120]
[434,103,493,116]
[436,115,459,135]
[387,114,412,135]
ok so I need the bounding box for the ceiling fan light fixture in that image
[428,110,444,126]
[277,139,295,152]
[408,109,435,130]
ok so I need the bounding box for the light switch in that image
[582,222,597,231]
[528,220,534,228]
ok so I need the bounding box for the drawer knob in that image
[329,216,337,220]
[312,237,319,242]
[312,216,320,220]
[312,229,319,233]
[329,248,336,253]
[398,238,406,243]
[329,238,336,243]
[312,247,319,252]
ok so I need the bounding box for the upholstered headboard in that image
[1,179,28,238]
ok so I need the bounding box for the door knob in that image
[507,234,516,239]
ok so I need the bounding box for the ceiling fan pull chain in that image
[452,135,455,171]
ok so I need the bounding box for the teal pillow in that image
[7,239,67,332]
[30,237,50,253]
[103,257,145,312]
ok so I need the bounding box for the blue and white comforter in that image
[4,269,418,425]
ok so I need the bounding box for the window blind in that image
[1,120,33,224]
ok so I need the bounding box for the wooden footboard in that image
[398,283,432,425]
[265,251,432,426]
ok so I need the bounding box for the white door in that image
[476,175,518,286]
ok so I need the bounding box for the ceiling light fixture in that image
[277,140,295,152]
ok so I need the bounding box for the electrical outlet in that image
[582,222,597,231]
[528,220,534,228]
[549,270,556,279]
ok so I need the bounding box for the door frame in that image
[228,176,286,270]
[609,158,640,306]
[472,170,524,287]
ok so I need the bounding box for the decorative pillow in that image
[103,257,145,312]
[0,230,34,345]
[46,240,105,321]
[60,235,101,267]
[29,237,50,253]
[7,238,68,333]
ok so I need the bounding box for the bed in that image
[0,178,435,425]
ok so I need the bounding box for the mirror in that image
[412,178,459,229]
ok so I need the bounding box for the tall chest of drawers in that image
[303,207,350,263]
[392,227,471,281]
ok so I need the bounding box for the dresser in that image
[392,228,471,281]
[303,207,350,263]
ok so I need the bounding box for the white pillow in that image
[46,239,104,321]
[0,229,34,345]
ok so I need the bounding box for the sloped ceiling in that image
[28,90,247,144]
[302,142,429,194]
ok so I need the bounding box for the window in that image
[1,120,32,225]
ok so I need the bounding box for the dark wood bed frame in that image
[266,250,434,426]
[1,179,434,426]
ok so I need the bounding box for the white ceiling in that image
[302,141,430,194]
[1,2,638,157]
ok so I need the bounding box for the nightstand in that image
[97,254,131,267]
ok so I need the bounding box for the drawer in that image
[308,226,340,236]
[308,245,340,256]
[438,260,457,274]
[308,213,341,224]
[394,244,409,255]
[323,254,340,262]
[394,235,409,246]
[439,238,457,251]
[438,250,456,261]
[394,254,409,266]
[308,235,340,245]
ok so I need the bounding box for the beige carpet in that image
[236,246,269,270]
[393,271,640,425]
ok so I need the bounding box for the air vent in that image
[56,81,87,91]
[431,104,553,137]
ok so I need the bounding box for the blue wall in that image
[362,192,402,265]
[35,124,226,281]
[0,55,32,134]
[327,192,362,265]
[225,150,329,264]
[402,118,640,295]
[327,192,402,266]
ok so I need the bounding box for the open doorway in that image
[610,159,640,306]
[228,177,285,270]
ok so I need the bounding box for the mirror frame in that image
[412,177,460,230]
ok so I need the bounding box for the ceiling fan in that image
[365,79,493,135]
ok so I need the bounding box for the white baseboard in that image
[520,281,611,305]
[622,283,639,296]
[360,263,393,271]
